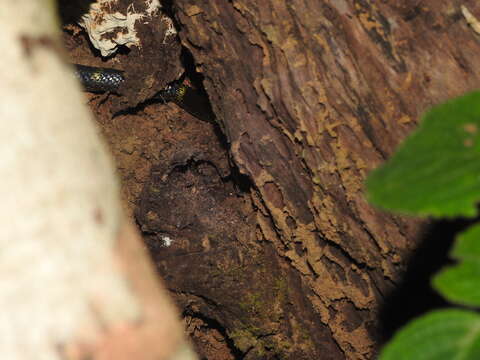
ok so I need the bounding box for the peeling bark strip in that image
[172,0,480,358]
[79,0,166,57]
[0,2,194,360]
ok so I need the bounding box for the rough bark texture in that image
[60,0,480,359]
[157,1,480,359]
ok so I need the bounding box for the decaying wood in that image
[0,2,194,359]
[167,0,480,358]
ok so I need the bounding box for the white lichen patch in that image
[162,15,177,43]
[79,0,163,57]
[145,0,161,13]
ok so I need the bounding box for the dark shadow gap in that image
[161,0,254,194]
[58,0,95,24]
[378,217,476,344]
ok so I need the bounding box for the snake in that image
[73,64,214,122]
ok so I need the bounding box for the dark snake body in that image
[73,63,215,122]
[74,64,125,93]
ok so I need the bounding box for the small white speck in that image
[161,235,174,247]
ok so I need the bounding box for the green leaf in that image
[380,309,480,360]
[433,224,480,306]
[366,91,480,217]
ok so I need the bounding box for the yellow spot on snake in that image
[176,85,187,102]
[91,72,103,81]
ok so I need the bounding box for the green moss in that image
[274,339,293,353]
[209,261,246,279]
[273,277,289,303]
[220,258,301,357]
[229,328,258,352]
[239,292,265,316]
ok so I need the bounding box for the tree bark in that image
[162,0,480,358]
[0,2,195,359]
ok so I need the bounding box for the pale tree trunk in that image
[0,2,195,359]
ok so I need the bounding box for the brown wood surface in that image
[162,1,480,358]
